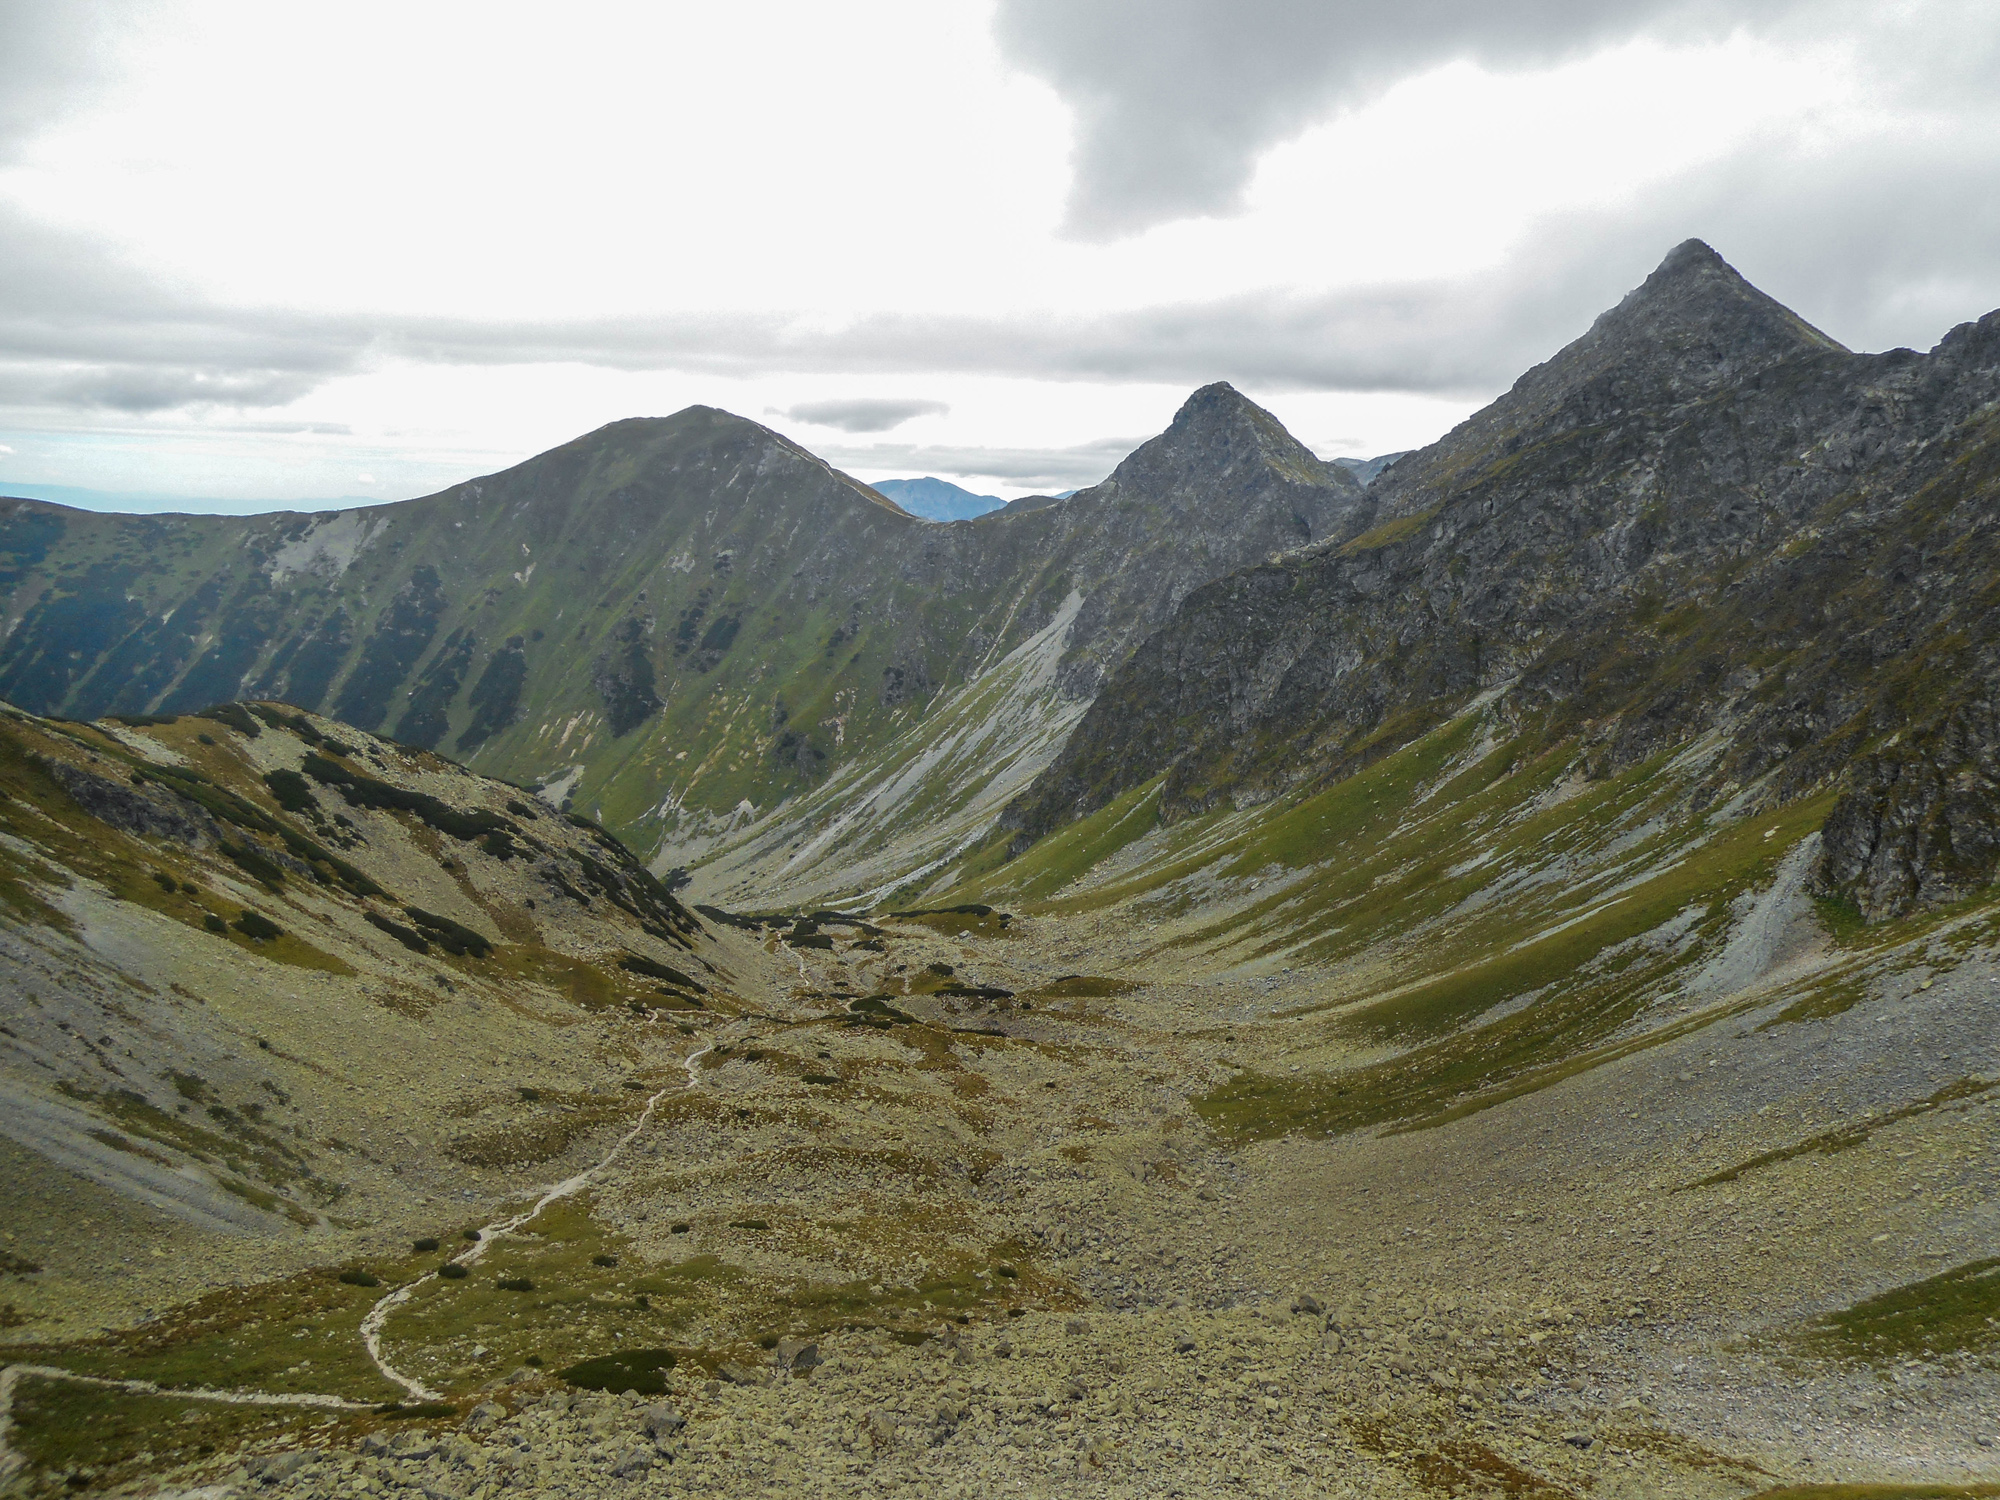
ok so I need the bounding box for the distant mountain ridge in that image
[1329,451,1409,486]
[868,477,1006,521]
[0,387,1361,880]
[0,480,382,516]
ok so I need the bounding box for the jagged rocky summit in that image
[1002,240,2000,923]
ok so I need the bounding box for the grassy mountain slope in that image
[0,391,1359,884]
[0,698,727,1236]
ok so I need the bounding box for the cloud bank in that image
[777,397,950,432]
[0,0,1995,458]
[991,0,1812,239]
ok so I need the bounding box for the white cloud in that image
[0,0,1993,504]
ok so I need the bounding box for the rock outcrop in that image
[1003,242,2000,921]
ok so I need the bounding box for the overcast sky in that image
[2,0,1997,509]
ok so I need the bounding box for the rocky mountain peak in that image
[1583,237,1847,373]
[1372,241,1851,509]
[1089,381,1353,505]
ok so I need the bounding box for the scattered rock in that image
[463,1401,505,1432]
[774,1336,821,1372]
[609,1445,654,1478]
[643,1404,686,1441]
[246,1450,314,1484]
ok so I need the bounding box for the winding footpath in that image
[0,1037,722,1485]
[359,1038,720,1400]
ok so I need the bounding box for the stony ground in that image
[9,894,1999,1500]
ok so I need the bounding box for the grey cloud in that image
[0,201,367,416]
[0,1,153,160]
[994,0,1810,238]
[819,437,1140,492]
[2,88,1998,430]
[44,365,327,413]
[776,397,950,432]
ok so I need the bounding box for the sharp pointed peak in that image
[1654,237,1731,276]
[1157,382,1296,445]
[1593,239,1847,358]
[1089,381,1350,499]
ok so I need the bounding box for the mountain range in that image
[0,384,1359,900]
[4,241,2000,1498]
[866,477,1008,521]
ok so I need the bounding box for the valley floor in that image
[6,901,2000,1500]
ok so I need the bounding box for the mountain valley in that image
[3,243,2000,1500]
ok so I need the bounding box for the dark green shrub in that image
[203,913,227,934]
[150,870,177,892]
[338,1269,381,1287]
[618,953,703,989]
[518,1088,540,1102]
[196,733,217,745]
[263,769,317,814]
[670,1222,691,1234]
[413,1237,439,1252]
[403,906,492,958]
[219,840,286,891]
[559,1349,675,1394]
[496,1277,534,1292]
[803,1074,841,1086]
[524,1354,543,1367]
[438,1263,468,1280]
[301,754,508,841]
[195,703,261,738]
[233,910,283,942]
[380,1402,455,1419]
[365,911,431,955]
[180,881,198,894]
[591,1254,618,1268]
[463,1229,482,1241]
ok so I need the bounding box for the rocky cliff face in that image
[0,388,1359,867]
[1003,242,2000,922]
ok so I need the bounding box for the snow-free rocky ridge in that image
[3,242,2000,1498]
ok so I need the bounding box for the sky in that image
[1,0,1997,511]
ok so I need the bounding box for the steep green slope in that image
[0,389,1360,876]
[949,689,2000,1145]
[0,698,728,1244]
